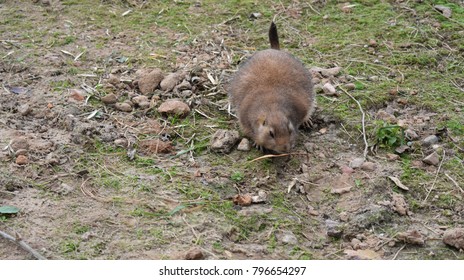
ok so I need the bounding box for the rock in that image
[392,193,408,216]
[158,99,190,117]
[376,110,397,123]
[137,69,164,94]
[278,231,298,245]
[138,139,172,154]
[15,155,28,165]
[360,161,376,171]
[443,228,464,250]
[101,93,118,104]
[325,219,343,238]
[45,152,60,165]
[423,152,439,166]
[115,102,133,112]
[175,80,192,91]
[434,5,452,18]
[185,248,204,260]
[397,229,425,245]
[344,83,356,90]
[422,135,439,147]
[18,104,32,116]
[345,249,381,260]
[237,138,251,151]
[349,157,365,169]
[322,82,337,96]
[132,95,149,107]
[11,137,29,151]
[386,153,400,161]
[210,129,240,154]
[395,145,409,154]
[114,138,128,148]
[160,72,183,92]
[368,39,377,47]
[346,205,392,235]
[250,12,262,19]
[404,129,419,140]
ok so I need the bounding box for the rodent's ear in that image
[287,122,295,132]
[257,115,266,126]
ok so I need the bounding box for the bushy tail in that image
[269,22,280,50]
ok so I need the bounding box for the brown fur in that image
[228,23,315,154]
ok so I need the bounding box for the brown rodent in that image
[228,22,315,154]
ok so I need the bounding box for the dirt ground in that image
[1,1,463,260]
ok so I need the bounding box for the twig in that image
[339,87,369,159]
[423,150,446,203]
[445,173,464,194]
[391,244,406,260]
[0,230,46,260]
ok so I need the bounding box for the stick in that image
[391,244,406,260]
[423,150,446,203]
[0,230,46,260]
[445,173,464,193]
[339,87,369,159]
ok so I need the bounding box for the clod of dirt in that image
[107,74,120,85]
[325,219,344,238]
[184,247,204,260]
[350,238,368,250]
[322,82,337,96]
[15,155,28,165]
[392,193,408,216]
[136,69,164,94]
[160,72,184,92]
[360,161,376,171]
[423,152,439,166]
[18,104,32,116]
[376,110,397,124]
[386,153,400,161]
[310,66,342,77]
[158,99,190,117]
[132,95,150,108]
[397,229,425,245]
[10,137,29,151]
[404,129,419,140]
[434,5,452,18]
[349,157,365,169]
[101,93,118,104]
[422,135,439,147]
[346,205,393,236]
[210,129,239,154]
[344,249,381,260]
[237,138,251,151]
[277,231,298,245]
[114,102,133,112]
[443,228,464,250]
[233,194,252,206]
[138,139,172,154]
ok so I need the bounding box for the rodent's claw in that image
[301,117,314,129]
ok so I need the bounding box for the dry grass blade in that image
[249,152,307,162]
[80,179,111,203]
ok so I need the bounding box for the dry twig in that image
[0,230,46,260]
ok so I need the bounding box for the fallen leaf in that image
[331,186,352,194]
[233,194,252,206]
[387,176,409,191]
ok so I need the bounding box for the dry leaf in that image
[387,176,409,191]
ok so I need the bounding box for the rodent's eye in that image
[269,131,275,138]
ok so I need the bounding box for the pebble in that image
[132,95,149,106]
[349,157,365,169]
[160,72,183,92]
[107,74,120,85]
[325,219,343,238]
[376,110,397,123]
[11,137,29,151]
[404,129,419,140]
[158,99,190,117]
[360,161,376,171]
[386,153,400,161]
[421,135,439,147]
[15,155,29,165]
[185,248,204,260]
[114,138,128,148]
[279,231,298,245]
[322,82,337,96]
[443,228,464,250]
[423,152,439,166]
[344,83,356,90]
[18,104,32,116]
[237,138,251,151]
[101,93,118,104]
[210,129,240,154]
[137,69,164,94]
[434,5,452,18]
[114,102,133,112]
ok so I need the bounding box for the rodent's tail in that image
[269,21,280,50]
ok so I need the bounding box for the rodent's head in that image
[254,113,296,154]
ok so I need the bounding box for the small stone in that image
[349,157,365,169]
[15,155,28,165]
[138,101,150,109]
[114,138,128,148]
[101,93,118,104]
[368,39,377,47]
[423,152,439,166]
[386,153,400,161]
[158,99,190,117]
[18,104,32,116]
[404,129,419,140]
[395,145,409,154]
[310,66,342,77]
[237,138,251,151]
[422,135,439,147]
[210,129,240,154]
[344,83,356,90]
[115,102,133,112]
[137,69,164,94]
[278,231,298,245]
[250,12,262,19]
[132,95,149,106]
[434,5,452,18]
[360,161,376,171]
[376,110,397,123]
[160,72,183,92]
[322,82,337,96]
[325,219,343,238]
[339,211,349,222]
[443,228,464,250]
[185,248,204,260]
